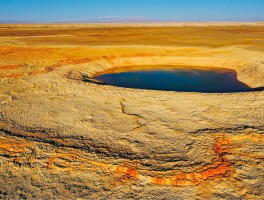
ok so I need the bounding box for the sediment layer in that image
[0,24,264,199]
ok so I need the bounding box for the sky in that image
[0,0,264,23]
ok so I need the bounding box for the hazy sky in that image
[0,0,264,22]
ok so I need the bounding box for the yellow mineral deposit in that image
[0,23,263,199]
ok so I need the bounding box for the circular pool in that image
[94,65,253,93]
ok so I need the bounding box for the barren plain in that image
[0,23,264,199]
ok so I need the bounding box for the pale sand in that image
[0,24,263,199]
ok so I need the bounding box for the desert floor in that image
[0,23,264,199]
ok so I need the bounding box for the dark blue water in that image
[95,66,252,93]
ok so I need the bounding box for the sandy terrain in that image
[0,23,264,199]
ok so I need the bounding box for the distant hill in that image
[0,20,35,24]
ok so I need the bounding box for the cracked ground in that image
[0,24,264,199]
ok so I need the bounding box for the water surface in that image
[95,65,252,93]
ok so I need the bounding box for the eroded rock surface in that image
[0,24,264,199]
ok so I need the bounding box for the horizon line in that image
[0,21,264,25]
